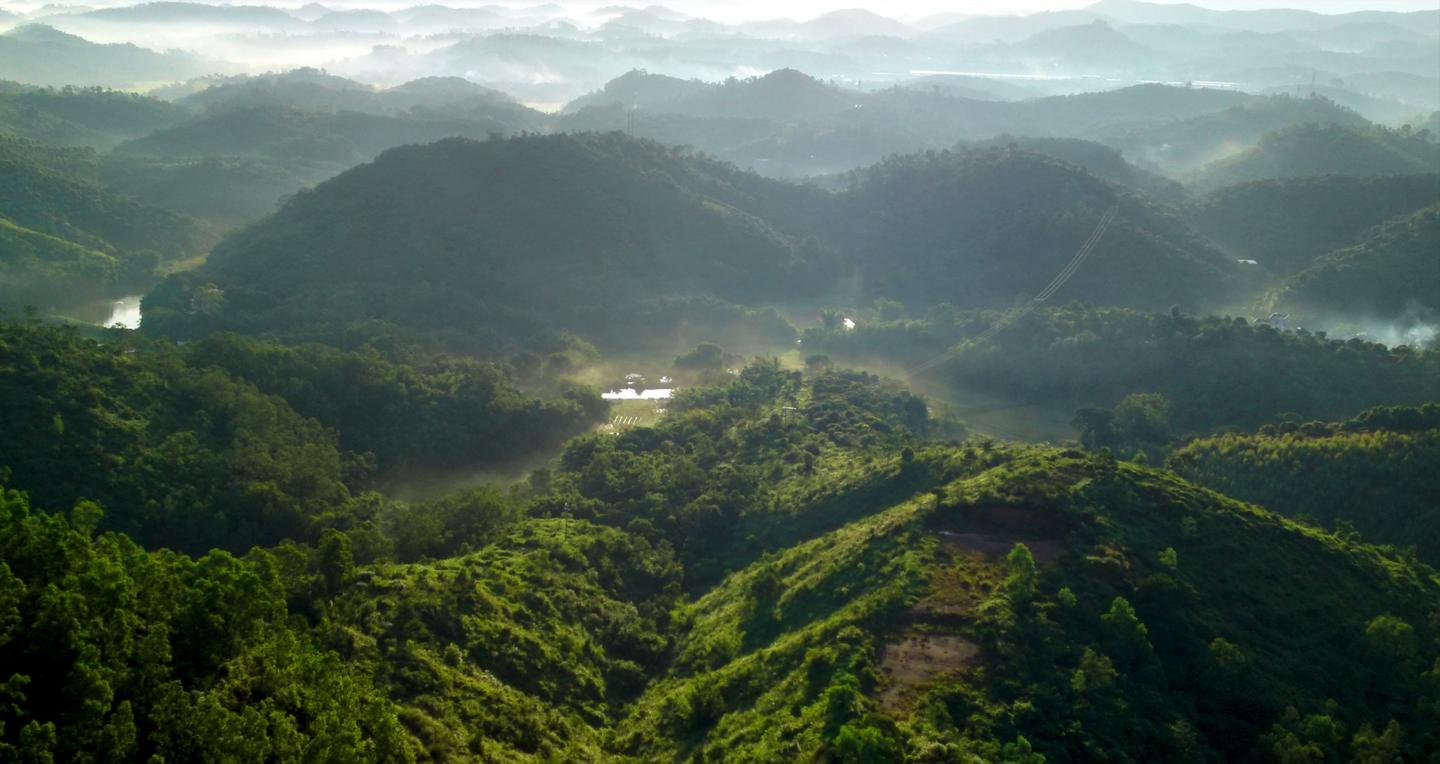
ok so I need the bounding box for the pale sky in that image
[616,0,1440,22]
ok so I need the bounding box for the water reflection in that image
[103,295,143,329]
[602,388,674,400]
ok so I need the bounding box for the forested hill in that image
[833,148,1237,310]
[0,134,203,305]
[0,85,187,149]
[1194,123,1440,190]
[959,135,1188,204]
[1262,203,1440,321]
[1187,173,1440,277]
[1,361,1435,761]
[803,304,1440,433]
[141,133,835,352]
[0,319,601,554]
[1171,404,1440,563]
[142,133,1246,354]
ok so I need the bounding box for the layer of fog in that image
[2,1,1435,112]
[1303,303,1440,350]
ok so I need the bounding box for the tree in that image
[1100,596,1152,668]
[1071,647,1117,693]
[1364,615,1419,671]
[1113,393,1172,444]
[833,722,900,763]
[674,343,726,373]
[873,298,905,322]
[319,529,355,595]
[1004,543,1037,610]
[1073,407,1117,450]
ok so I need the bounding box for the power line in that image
[905,204,1120,378]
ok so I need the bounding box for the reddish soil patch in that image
[877,634,980,712]
[937,530,1064,565]
[949,504,1073,539]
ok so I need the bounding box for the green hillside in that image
[834,148,1236,311]
[1171,404,1440,563]
[0,133,203,304]
[804,304,1440,433]
[0,85,187,149]
[613,450,1439,761]
[0,215,118,304]
[1194,123,1440,190]
[1262,204,1440,320]
[1188,173,1440,277]
[3,354,1434,761]
[0,319,602,554]
[141,133,834,353]
[142,135,1248,355]
[961,136,1189,204]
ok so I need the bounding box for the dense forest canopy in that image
[1262,203,1440,322]
[2,364,1437,761]
[806,304,1440,433]
[1171,404,1440,563]
[3,1,1439,759]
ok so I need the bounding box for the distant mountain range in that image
[0,24,218,89]
[4,1,1434,108]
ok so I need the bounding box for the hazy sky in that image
[613,0,1440,21]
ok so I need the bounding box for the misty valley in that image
[0,0,1438,761]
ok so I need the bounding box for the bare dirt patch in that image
[937,530,1064,565]
[877,634,980,712]
[873,526,1065,713]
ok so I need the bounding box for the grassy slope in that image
[0,214,117,300]
[613,448,1440,761]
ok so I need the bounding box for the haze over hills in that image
[1187,173,1440,276]
[1262,204,1440,324]
[1193,121,1440,189]
[3,1,1440,761]
[141,133,834,352]
[0,23,220,89]
[832,148,1236,310]
[0,132,203,303]
[0,0,1433,108]
[140,133,1250,355]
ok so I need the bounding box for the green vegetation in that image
[613,450,1440,761]
[960,135,1188,204]
[182,332,604,471]
[0,85,187,149]
[0,487,414,762]
[1108,94,1372,175]
[0,215,120,305]
[141,133,833,354]
[2,52,1438,762]
[1195,123,1440,190]
[1188,173,1440,277]
[833,148,1235,311]
[0,319,601,554]
[6,351,1433,760]
[1171,404,1440,563]
[0,133,202,306]
[1263,204,1440,321]
[142,134,1257,357]
[0,318,363,554]
[172,69,535,124]
[806,304,1440,433]
[113,104,518,168]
